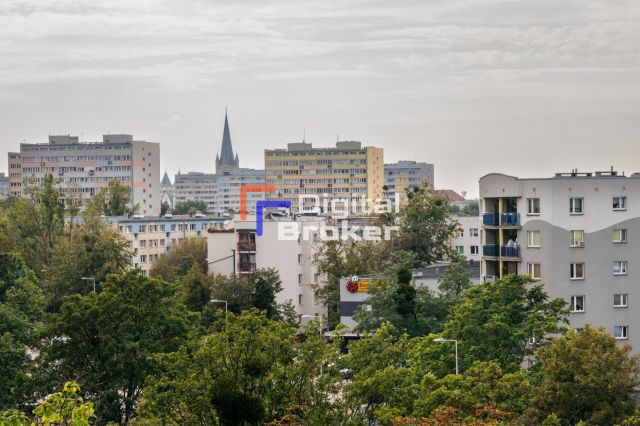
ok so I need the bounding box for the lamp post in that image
[81,277,96,293]
[434,338,459,375]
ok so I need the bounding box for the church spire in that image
[216,108,239,174]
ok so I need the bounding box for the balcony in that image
[238,262,256,273]
[483,213,499,226]
[482,212,520,227]
[237,241,256,252]
[482,244,521,259]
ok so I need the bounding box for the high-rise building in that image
[384,161,434,203]
[479,169,640,349]
[8,134,160,215]
[264,141,384,214]
[173,111,265,213]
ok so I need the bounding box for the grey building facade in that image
[480,170,640,350]
[384,161,434,203]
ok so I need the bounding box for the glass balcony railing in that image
[482,244,521,258]
[501,212,521,226]
[483,213,499,226]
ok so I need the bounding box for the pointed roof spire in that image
[216,107,240,173]
[161,170,172,187]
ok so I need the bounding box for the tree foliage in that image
[172,200,208,215]
[86,180,137,217]
[150,237,207,282]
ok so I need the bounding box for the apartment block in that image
[451,215,481,261]
[8,134,160,215]
[384,160,434,204]
[265,141,384,214]
[207,214,328,323]
[108,214,229,275]
[480,170,640,349]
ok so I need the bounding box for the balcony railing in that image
[483,213,499,226]
[237,241,256,252]
[501,212,520,226]
[482,244,521,258]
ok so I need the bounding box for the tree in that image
[0,254,45,408]
[437,258,473,303]
[39,271,194,425]
[435,274,569,373]
[534,326,640,425]
[86,180,137,217]
[172,200,208,215]
[395,188,458,267]
[150,237,207,282]
[160,201,170,216]
[138,310,298,425]
[353,262,448,337]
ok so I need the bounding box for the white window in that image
[613,261,628,275]
[527,198,540,215]
[613,196,627,211]
[139,240,146,248]
[527,230,541,248]
[140,254,147,263]
[614,325,628,340]
[298,294,303,305]
[470,245,479,255]
[469,228,479,237]
[298,254,302,264]
[613,229,627,243]
[456,246,464,255]
[527,263,541,279]
[570,295,585,312]
[569,230,584,247]
[570,197,584,214]
[298,274,303,284]
[614,294,628,308]
[570,263,585,280]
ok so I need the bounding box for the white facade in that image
[8,134,160,216]
[451,215,481,261]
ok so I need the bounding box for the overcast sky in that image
[1,0,639,197]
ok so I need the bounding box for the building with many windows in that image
[7,134,160,215]
[451,215,481,261]
[384,160,434,204]
[173,111,264,213]
[265,141,384,214]
[479,170,640,348]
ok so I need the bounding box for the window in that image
[613,261,628,275]
[139,240,146,248]
[469,228,479,237]
[614,326,628,340]
[570,197,584,214]
[613,196,627,211]
[570,263,585,280]
[298,274,302,284]
[570,295,585,312]
[455,229,464,238]
[298,294,303,305]
[614,294,628,308]
[470,245,479,255]
[455,246,464,255]
[140,255,147,263]
[527,263,541,279]
[569,230,584,247]
[527,230,541,248]
[298,253,302,264]
[613,229,627,243]
[527,198,540,215]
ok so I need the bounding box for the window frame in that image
[570,262,585,280]
[470,245,479,255]
[569,230,585,248]
[569,197,584,215]
[613,228,627,243]
[613,196,627,211]
[614,293,628,308]
[614,325,628,340]
[613,260,628,276]
[527,263,541,279]
[570,295,585,313]
[527,198,540,215]
[527,230,541,248]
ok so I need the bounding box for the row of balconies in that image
[482,244,521,259]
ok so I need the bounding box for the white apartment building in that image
[480,170,640,350]
[8,134,160,215]
[207,214,327,323]
[108,214,229,275]
[384,161,434,204]
[451,215,481,262]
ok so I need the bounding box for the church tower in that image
[215,109,240,174]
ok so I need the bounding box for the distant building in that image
[173,111,265,213]
[160,171,174,208]
[451,215,481,262]
[7,134,160,216]
[480,169,640,350]
[107,214,229,276]
[265,141,384,214]
[384,161,434,204]
[207,213,328,322]
[340,261,481,332]
[0,172,9,199]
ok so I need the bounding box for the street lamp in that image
[81,277,96,293]
[434,338,459,375]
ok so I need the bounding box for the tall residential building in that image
[173,111,265,213]
[0,173,9,199]
[451,215,481,262]
[207,214,328,322]
[7,134,160,215]
[384,161,434,203]
[265,141,384,213]
[479,170,640,349]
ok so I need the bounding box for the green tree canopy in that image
[150,237,207,282]
[172,200,208,215]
